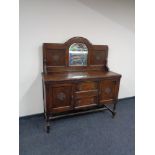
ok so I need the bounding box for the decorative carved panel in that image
[95,55,101,61]
[46,49,66,66]
[104,87,112,94]
[52,55,59,61]
[100,80,116,102]
[51,84,72,108]
[57,92,66,101]
[90,50,108,65]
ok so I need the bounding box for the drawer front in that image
[75,97,97,108]
[74,89,98,108]
[49,83,73,113]
[75,90,98,99]
[76,81,97,91]
[99,79,119,103]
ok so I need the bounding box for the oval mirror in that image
[69,43,88,66]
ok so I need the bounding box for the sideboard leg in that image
[43,110,46,119]
[112,111,116,118]
[46,118,50,133]
[113,102,117,111]
[112,101,117,118]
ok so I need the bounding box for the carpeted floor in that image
[19,97,135,155]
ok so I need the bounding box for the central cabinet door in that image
[74,81,98,109]
[50,83,73,113]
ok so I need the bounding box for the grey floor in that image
[19,98,135,155]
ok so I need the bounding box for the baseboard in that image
[118,96,135,101]
[19,113,44,120]
[19,96,135,119]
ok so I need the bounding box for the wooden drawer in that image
[76,81,97,91]
[75,90,98,99]
[75,97,97,108]
[74,90,98,108]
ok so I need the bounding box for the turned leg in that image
[112,111,116,118]
[112,101,117,118]
[43,109,46,119]
[46,117,50,133]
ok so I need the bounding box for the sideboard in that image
[42,37,121,133]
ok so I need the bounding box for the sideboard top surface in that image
[42,71,121,82]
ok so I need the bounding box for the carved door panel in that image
[49,84,73,113]
[99,79,118,104]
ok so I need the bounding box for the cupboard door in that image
[99,79,119,103]
[49,84,73,113]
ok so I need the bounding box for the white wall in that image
[19,0,135,116]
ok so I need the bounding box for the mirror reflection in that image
[69,43,88,66]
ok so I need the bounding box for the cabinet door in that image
[49,83,73,113]
[99,79,119,104]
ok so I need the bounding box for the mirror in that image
[69,43,88,66]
